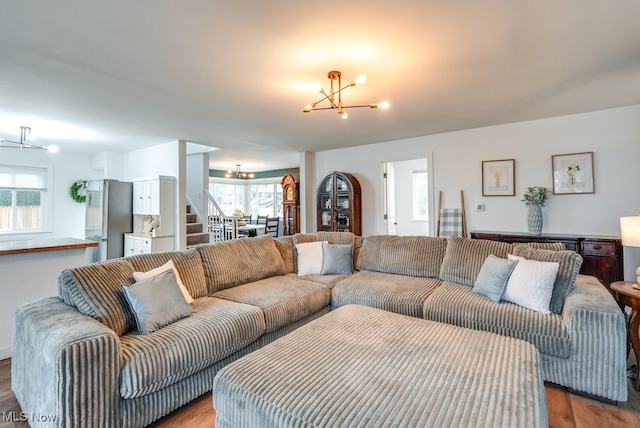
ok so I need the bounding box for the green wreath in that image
[69,180,87,203]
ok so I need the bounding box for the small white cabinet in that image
[133,179,163,215]
[124,234,174,256]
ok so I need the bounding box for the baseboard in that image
[0,345,11,361]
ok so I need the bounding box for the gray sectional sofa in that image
[12,232,627,428]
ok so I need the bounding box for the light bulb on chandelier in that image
[0,126,58,152]
[303,71,389,119]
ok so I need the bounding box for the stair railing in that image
[204,187,228,242]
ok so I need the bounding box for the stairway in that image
[186,205,210,247]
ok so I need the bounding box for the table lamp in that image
[620,215,640,288]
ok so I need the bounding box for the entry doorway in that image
[382,157,432,236]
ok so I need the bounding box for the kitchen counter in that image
[0,238,97,256]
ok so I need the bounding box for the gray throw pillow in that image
[472,255,518,302]
[122,270,192,334]
[320,243,353,275]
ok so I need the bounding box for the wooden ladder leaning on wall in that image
[436,190,467,238]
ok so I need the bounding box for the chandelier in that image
[0,126,58,152]
[225,164,254,179]
[303,70,389,119]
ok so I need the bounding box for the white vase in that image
[527,205,543,234]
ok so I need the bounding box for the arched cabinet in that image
[317,171,361,235]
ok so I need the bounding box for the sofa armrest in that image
[12,297,121,428]
[561,275,627,401]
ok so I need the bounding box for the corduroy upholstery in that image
[12,232,628,428]
[356,234,447,277]
[127,248,209,299]
[512,244,583,313]
[213,276,331,333]
[439,235,514,286]
[332,270,442,317]
[119,297,264,399]
[423,281,571,357]
[213,305,548,428]
[197,234,285,293]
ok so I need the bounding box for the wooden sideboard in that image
[470,231,623,294]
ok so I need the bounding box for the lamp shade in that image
[620,216,640,247]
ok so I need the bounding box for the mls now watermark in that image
[3,411,57,423]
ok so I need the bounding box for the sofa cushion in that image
[356,235,447,278]
[525,242,566,251]
[331,270,442,318]
[119,297,265,399]
[439,236,513,286]
[317,231,356,245]
[213,276,331,333]
[58,259,136,336]
[274,236,295,274]
[472,254,518,302]
[122,270,192,334]
[127,248,208,299]
[512,245,583,314]
[424,281,570,358]
[197,234,286,294]
[321,243,353,275]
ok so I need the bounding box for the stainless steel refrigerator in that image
[85,179,133,263]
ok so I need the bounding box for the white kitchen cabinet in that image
[125,234,174,256]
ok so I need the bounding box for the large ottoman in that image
[213,304,548,428]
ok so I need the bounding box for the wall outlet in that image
[475,203,484,211]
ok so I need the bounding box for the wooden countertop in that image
[0,238,98,256]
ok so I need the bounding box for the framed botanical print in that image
[482,159,515,196]
[552,152,594,194]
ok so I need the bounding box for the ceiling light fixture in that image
[303,70,389,119]
[0,126,58,152]
[225,164,254,179]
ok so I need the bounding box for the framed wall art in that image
[551,152,594,194]
[482,159,515,196]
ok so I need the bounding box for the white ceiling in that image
[1,1,639,172]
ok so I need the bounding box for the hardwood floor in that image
[2,356,640,427]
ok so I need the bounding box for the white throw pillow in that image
[503,254,559,314]
[295,241,327,275]
[132,260,194,304]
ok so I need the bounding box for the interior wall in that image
[313,105,640,279]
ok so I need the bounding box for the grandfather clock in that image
[281,174,300,235]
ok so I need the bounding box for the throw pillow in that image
[472,255,518,302]
[295,241,327,275]
[320,243,353,275]
[122,270,192,334]
[503,254,559,314]
[133,259,194,304]
[512,244,583,313]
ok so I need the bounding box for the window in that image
[0,164,50,233]
[412,170,429,221]
[209,178,283,218]
[249,182,283,218]
[210,181,245,215]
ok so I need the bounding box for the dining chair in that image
[256,215,268,225]
[265,217,279,237]
[242,214,253,224]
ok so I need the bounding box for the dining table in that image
[237,224,266,237]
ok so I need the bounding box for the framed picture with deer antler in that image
[552,152,594,194]
[482,159,515,196]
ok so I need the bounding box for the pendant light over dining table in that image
[303,71,390,119]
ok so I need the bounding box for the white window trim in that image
[0,161,54,236]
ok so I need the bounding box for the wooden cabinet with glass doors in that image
[317,171,361,235]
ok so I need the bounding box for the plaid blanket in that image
[439,208,464,237]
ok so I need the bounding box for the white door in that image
[383,163,396,235]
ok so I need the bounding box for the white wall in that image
[0,150,100,242]
[123,140,186,249]
[314,105,640,280]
